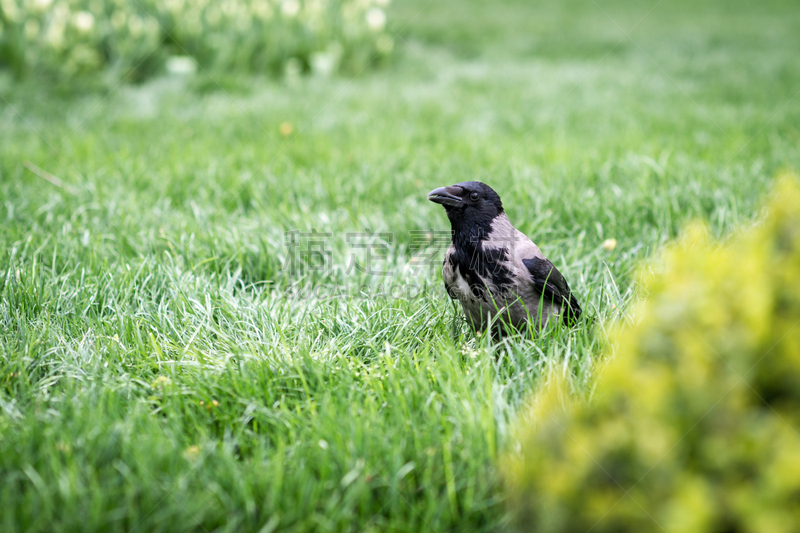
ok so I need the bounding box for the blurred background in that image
[2,0,798,287]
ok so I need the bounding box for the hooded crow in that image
[428,181,581,334]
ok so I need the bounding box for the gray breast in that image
[442,216,563,332]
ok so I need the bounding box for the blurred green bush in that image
[503,174,800,533]
[0,0,393,82]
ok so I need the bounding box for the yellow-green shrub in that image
[0,0,393,81]
[503,175,800,533]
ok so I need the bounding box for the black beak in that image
[428,186,463,207]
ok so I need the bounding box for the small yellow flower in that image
[183,445,200,461]
[279,122,294,136]
[602,238,617,251]
[55,441,72,453]
[151,375,171,389]
[200,399,219,410]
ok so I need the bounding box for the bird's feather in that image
[522,256,582,323]
[429,181,581,334]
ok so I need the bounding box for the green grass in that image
[1,0,799,530]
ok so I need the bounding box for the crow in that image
[428,181,581,335]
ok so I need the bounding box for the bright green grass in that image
[1,0,799,530]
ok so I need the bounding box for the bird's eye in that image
[469,192,480,201]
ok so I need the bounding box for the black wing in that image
[522,257,582,324]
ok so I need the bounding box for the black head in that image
[428,181,504,234]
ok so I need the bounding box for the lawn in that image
[1,0,799,531]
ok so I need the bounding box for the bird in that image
[427,181,581,335]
